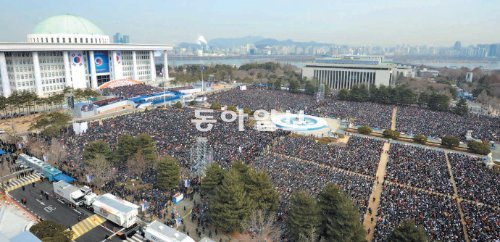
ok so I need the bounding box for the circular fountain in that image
[271,113,328,132]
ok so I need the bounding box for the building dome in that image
[33,15,104,35]
[27,15,110,44]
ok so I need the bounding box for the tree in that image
[83,140,112,162]
[357,125,372,135]
[304,81,317,95]
[244,169,279,212]
[318,184,365,242]
[441,136,460,148]
[47,138,68,166]
[156,156,180,191]
[467,140,491,155]
[428,93,450,111]
[30,220,73,242]
[209,169,251,232]
[383,129,400,140]
[453,98,468,116]
[242,210,280,242]
[287,191,319,242]
[210,102,221,110]
[417,92,431,107]
[115,134,138,163]
[84,154,114,188]
[289,80,300,93]
[174,101,183,109]
[201,163,225,198]
[136,133,157,164]
[0,96,7,113]
[338,89,349,100]
[413,134,428,145]
[274,79,282,90]
[30,112,71,137]
[387,220,428,242]
[127,152,148,176]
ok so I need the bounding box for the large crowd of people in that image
[386,143,453,195]
[448,152,499,205]
[208,87,394,129]
[208,86,318,113]
[5,85,497,240]
[374,184,465,241]
[252,153,374,220]
[461,201,499,242]
[102,84,163,99]
[272,135,384,176]
[314,100,393,129]
[396,106,499,141]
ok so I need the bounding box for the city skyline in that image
[0,0,499,46]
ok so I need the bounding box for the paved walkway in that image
[391,106,397,130]
[363,142,390,241]
[444,151,470,242]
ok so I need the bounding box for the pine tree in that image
[201,163,225,198]
[156,156,180,191]
[115,134,138,163]
[387,220,428,242]
[83,140,112,162]
[209,169,251,232]
[453,98,468,116]
[287,191,320,242]
[136,133,157,163]
[318,183,365,242]
[245,169,279,212]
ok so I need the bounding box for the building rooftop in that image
[93,193,139,215]
[145,220,195,242]
[32,15,105,35]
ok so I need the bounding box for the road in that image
[8,180,125,242]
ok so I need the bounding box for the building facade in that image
[302,56,413,90]
[0,15,170,97]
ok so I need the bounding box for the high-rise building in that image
[113,32,122,43]
[122,35,130,44]
[454,41,462,50]
[113,33,130,43]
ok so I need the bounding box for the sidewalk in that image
[363,142,390,241]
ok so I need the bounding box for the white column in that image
[163,50,169,81]
[132,51,138,80]
[111,51,123,80]
[150,51,156,82]
[62,51,72,88]
[32,52,43,96]
[88,51,97,88]
[0,52,12,97]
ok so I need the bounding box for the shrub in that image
[413,134,427,144]
[441,136,460,148]
[357,126,372,135]
[174,101,183,109]
[383,129,400,140]
[210,102,221,110]
[467,140,491,155]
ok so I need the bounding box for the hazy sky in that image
[1,0,499,46]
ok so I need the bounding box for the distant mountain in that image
[175,36,332,49]
[208,36,265,48]
[177,42,201,49]
[254,38,330,48]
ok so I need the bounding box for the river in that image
[167,56,500,70]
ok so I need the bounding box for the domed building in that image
[0,14,171,97]
[27,14,110,44]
